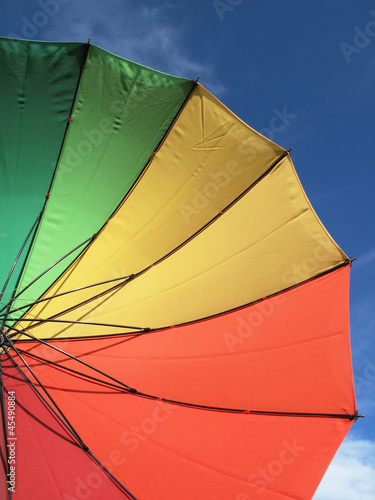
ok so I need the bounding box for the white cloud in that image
[314,438,375,500]
[41,0,225,95]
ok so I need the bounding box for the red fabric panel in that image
[1,357,134,500]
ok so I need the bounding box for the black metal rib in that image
[16,348,128,393]
[0,274,134,318]
[151,260,353,335]
[128,391,361,421]
[131,148,293,275]
[20,347,362,420]
[3,346,137,499]
[8,327,359,422]
[7,317,148,332]
[47,41,91,196]
[4,336,87,447]
[10,326,134,392]
[1,234,96,317]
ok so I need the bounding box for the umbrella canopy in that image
[0,36,359,500]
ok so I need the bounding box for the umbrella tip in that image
[351,412,365,421]
[195,76,200,83]
[87,37,91,45]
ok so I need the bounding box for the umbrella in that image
[0,36,360,500]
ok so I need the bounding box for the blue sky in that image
[1,1,374,498]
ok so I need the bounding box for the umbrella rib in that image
[45,39,91,196]
[10,326,134,392]
[1,368,85,445]
[0,211,42,305]
[8,327,361,422]
[14,348,363,420]
[137,148,293,272]
[0,234,96,317]
[3,335,89,447]
[1,274,135,317]
[8,317,148,332]
[131,391,361,421]
[139,261,352,339]
[15,348,129,392]
[2,344,138,500]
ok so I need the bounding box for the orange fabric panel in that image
[16,266,355,416]
[11,266,356,498]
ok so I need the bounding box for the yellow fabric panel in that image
[18,83,284,328]
[20,156,347,339]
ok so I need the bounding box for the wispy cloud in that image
[314,437,375,500]
[349,291,375,413]
[354,247,375,271]
[351,294,375,356]
[41,0,225,95]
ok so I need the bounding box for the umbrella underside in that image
[0,37,358,499]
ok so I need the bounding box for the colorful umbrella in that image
[0,36,360,500]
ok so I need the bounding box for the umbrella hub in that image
[0,328,10,354]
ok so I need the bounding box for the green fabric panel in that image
[14,44,193,312]
[0,38,85,303]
